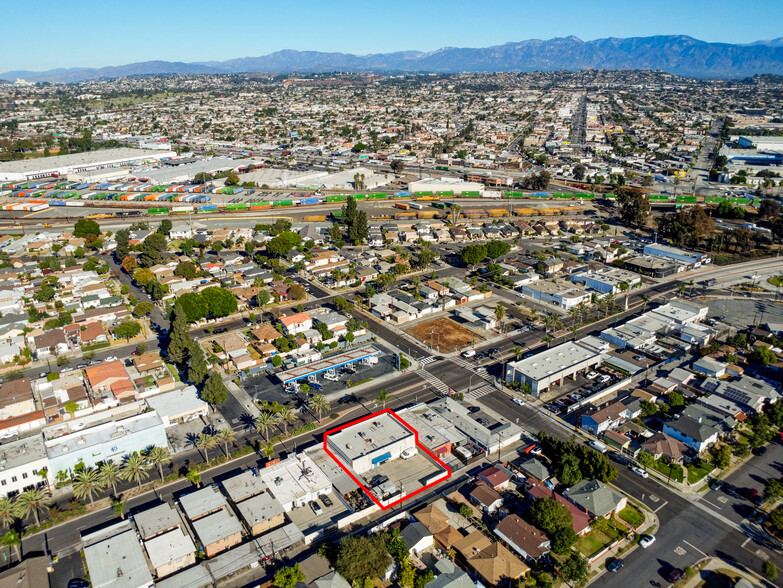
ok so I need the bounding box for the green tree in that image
[668,391,685,407]
[256,290,271,307]
[201,371,228,408]
[711,444,732,470]
[764,478,783,502]
[750,346,777,366]
[274,564,306,588]
[529,497,573,535]
[147,446,171,482]
[0,498,16,529]
[121,454,151,490]
[174,261,198,279]
[342,196,359,227]
[202,286,238,317]
[615,187,651,228]
[376,390,389,409]
[572,163,586,181]
[218,429,236,457]
[13,488,52,526]
[139,232,168,267]
[188,342,209,385]
[556,453,583,487]
[550,526,578,555]
[133,301,154,317]
[276,407,296,436]
[560,553,589,587]
[195,433,217,465]
[486,240,511,259]
[641,400,658,417]
[459,244,487,268]
[1,528,21,562]
[157,218,173,237]
[99,461,121,496]
[225,171,240,186]
[335,535,391,584]
[114,320,141,341]
[637,450,655,471]
[168,304,192,365]
[399,560,416,587]
[255,411,277,442]
[74,219,101,239]
[309,394,331,421]
[113,499,127,520]
[72,468,102,505]
[764,561,778,581]
[266,232,302,256]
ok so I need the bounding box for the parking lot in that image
[358,450,449,500]
[286,490,348,537]
[242,342,398,410]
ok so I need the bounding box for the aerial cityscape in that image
[0,3,782,588]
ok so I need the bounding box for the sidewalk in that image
[680,557,765,588]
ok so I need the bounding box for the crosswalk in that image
[415,369,451,395]
[419,356,438,366]
[449,358,494,382]
[465,384,495,400]
[449,356,476,370]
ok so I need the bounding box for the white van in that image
[400,447,418,460]
[588,440,607,454]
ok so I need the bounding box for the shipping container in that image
[395,203,410,210]
[65,201,85,207]
[409,202,423,210]
[300,197,320,205]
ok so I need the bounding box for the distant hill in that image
[4,35,783,82]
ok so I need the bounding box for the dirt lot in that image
[406,317,480,353]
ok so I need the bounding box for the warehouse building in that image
[623,256,679,278]
[408,177,485,196]
[643,243,710,267]
[518,280,591,310]
[326,412,416,474]
[505,337,608,397]
[0,148,175,182]
[569,267,641,294]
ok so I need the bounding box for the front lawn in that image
[688,462,712,485]
[618,505,645,528]
[650,459,684,483]
[575,529,612,558]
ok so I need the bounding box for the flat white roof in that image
[145,385,208,419]
[235,491,285,527]
[0,148,168,173]
[508,340,601,381]
[328,412,414,462]
[191,509,243,546]
[179,485,230,520]
[83,521,153,588]
[133,502,182,540]
[258,453,331,506]
[221,470,268,503]
[144,527,196,571]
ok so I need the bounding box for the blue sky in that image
[4,0,782,72]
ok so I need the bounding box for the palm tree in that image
[641,294,650,314]
[375,390,390,409]
[99,462,122,496]
[513,346,523,361]
[309,394,330,421]
[120,454,151,490]
[0,498,16,529]
[688,279,695,297]
[147,446,171,482]
[72,468,102,506]
[568,306,580,328]
[678,283,686,296]
[195,433,217,465]
[185,468,202,487]
[113,499,127,520]
[14,488,52,526]
[262,442,275,460]
[255,411,277,442]
[543,334,553,348]
[605,293,616,316]
[218,429,236,457]
[276,407,296,436]
[450,205,462,225]
[55,470,70,487]
[1,529,21,562]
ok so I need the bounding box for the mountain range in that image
[3,35,783,83]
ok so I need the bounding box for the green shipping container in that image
[415,191,433,197]
[354,194,367,200]
[462,191,481,197]
[274,200,293,207]
[326,195,347,203]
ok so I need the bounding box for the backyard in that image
[406,317,481,353]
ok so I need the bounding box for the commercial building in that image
[0,148,175,182]
[623,256,678,278]
[427,398,523,453]
[643,243,710,267]
[82,520,154,588]
[326,412,415,474]
[518,281,591,310]
[145,385,209,427]
[0,435,49,497]
[505,337,607,397]
[408,177,485,196]
[46,411,168,474]
[569,267,641,294]
[276,345,381,386]
[257,453,332,512]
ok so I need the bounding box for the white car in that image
[639,535,656,548]
[400,447,418,460]
[631,466,649,479]
[462,349,476,358]
[513,398,525,406]
[598,375,611,384]
[105,356,118,362]
[586,371,599,380]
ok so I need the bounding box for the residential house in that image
[400,521,434,556]
[78,322,108,347]
[0,378,35,420]
[470,483,504,514]
[453,531,529,585]
[579,400,627,436]
[31,328,69,359]
[663,414,721,453]
[145,527,197,578]
[701,375,780,414]
[190,509,244,558]
[234,490,286,536]
[494,515,550,563]
[525,481,590,535]
[84,360,136,403]
[279,312,313,336]
[641,432,689,463]
[563,479,627,519]
[478,466,511,491]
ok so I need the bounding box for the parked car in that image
[310,501,323,516]
[586,371,599,380]
[76,363,88,369]
[752,446,767,456]
[467,406,481,413]
[401,447,418,460]
[512,398,525,406]
[320,495,333,508]
[489,347,500,355]
[631,466,649,479]
[607,558,624,573]
[598,375,611,384]
[38,372,47,378]
[105,356,118,362]
[639,535,656,548]
[665,568,683,583]
[610,453,630,465]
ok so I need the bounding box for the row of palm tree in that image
[192,429,236,465]
[0,488,52,528]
